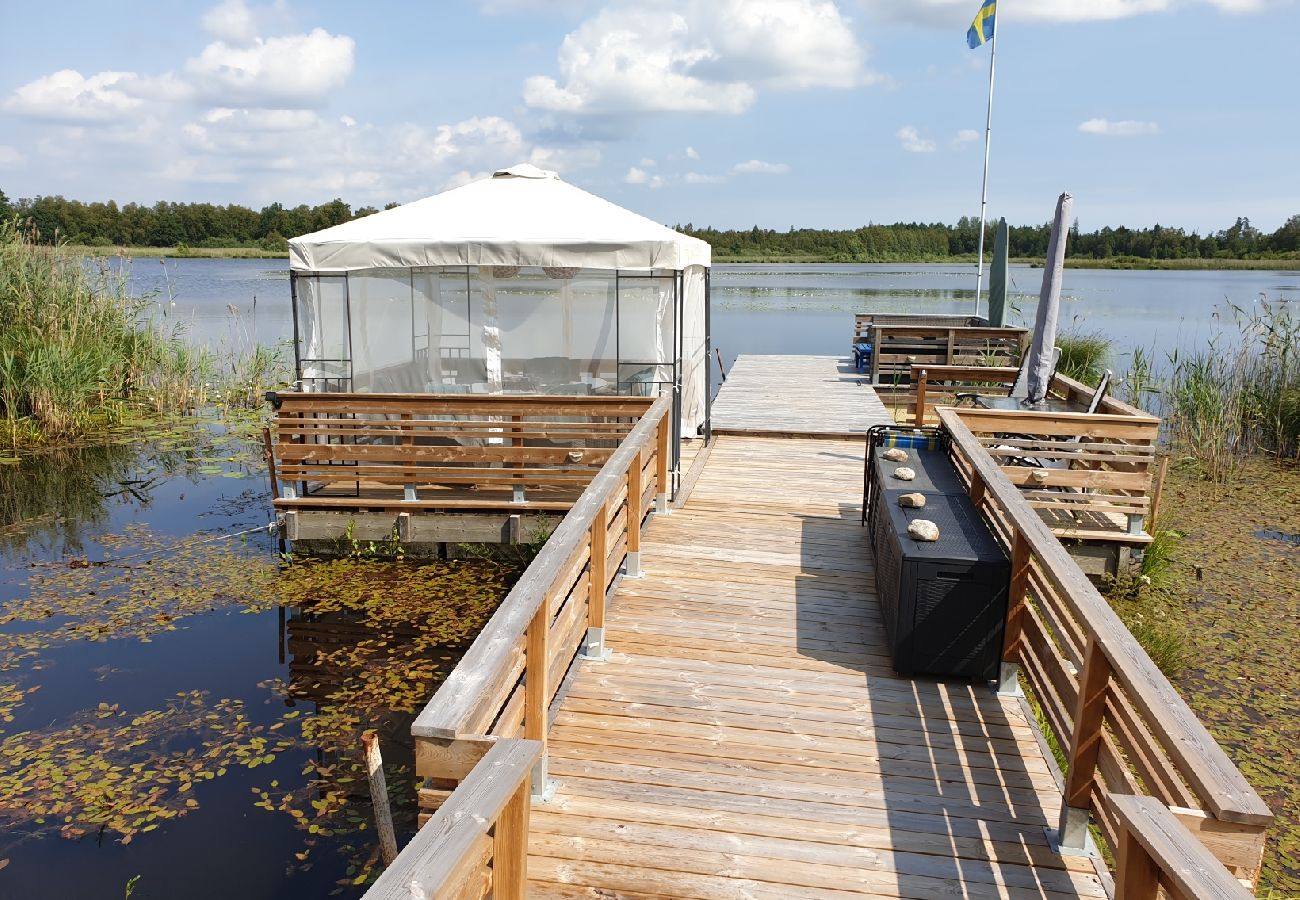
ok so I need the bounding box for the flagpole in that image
[973,15,998,317]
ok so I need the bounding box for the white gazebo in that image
[287,164,712,442]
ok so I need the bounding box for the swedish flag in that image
[967,0,996,49]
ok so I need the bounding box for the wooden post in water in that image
[361,731,399,865]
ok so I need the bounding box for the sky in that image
[1,0,1297,233]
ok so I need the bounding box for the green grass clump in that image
[1055,331,1112,387]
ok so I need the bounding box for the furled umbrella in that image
[1025,193,1073,405]
[986,217,1009,327]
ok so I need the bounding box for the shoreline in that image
[59,245,1300,270]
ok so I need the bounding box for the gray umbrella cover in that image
[1026,193,1073,404]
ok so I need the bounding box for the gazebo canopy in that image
[289,164,712,273]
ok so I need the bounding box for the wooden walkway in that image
[526,430,1106,897]
[712,355,894,438]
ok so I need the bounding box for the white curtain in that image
[680,264,707,436]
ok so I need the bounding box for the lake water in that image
[127,258,1300,373]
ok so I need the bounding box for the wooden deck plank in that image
[526,428,1098,897]
[711,355,893,438]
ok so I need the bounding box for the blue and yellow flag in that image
[967,0,996,48]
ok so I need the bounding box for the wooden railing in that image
[865,323,1029,384]
[1112,795,1253,900]
[362,739,541,900]
[362,391,672,898]
[910,367,1154,427]
[265,392,658,543]
[911,363,1019,426]
[854,312,985,343]
[908,367,1164,544]
[939,407,1273,888]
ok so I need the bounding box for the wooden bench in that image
[852,315,1028,384]
[906,366,1166,549]
[264,392,660,542]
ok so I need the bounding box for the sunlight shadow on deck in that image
[788,500,1098,898]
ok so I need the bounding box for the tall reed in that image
[1115,300,1299,480]
[1159,300,1298,479]
[0,221,288,447]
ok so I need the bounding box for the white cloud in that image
[685,172,726,184]
[685,145,700,160]
[896,126,936,153]
[528,144,603,173]
[186,28,355,108]
[0,1,599,205]
[624,166,665,188]
[1078,117,1159,136]
[202,107,320,131]
[639,157,657,167]
[868,0,1275,25]
[523,0,875,116]
[955,128,980,144]
[202,0,258,44]
[2,70,186,123]
[428,116,524,164]
[732,159,790,174]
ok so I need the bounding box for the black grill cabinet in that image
[862,426,1010,681]
[871,492,1009,680]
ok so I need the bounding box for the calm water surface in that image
[130,258,1300,370]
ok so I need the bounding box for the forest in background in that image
[2,187,1298,262]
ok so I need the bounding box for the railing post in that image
[1057,636,1111,853]
[914,369,929,427]
[491,779,531,900]
[998,530,1031,696]
[524,601,551,799]
[580,501,610,661]
[655,414,670,515]
[401,412,418,502]
[1115,823,1161,900]
[625,453,644,579]
[967,468,987,509]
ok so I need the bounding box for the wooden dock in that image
[712,355,893,438]
[527,432,1106,897]
[370,355,1269,900]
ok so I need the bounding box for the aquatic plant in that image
[259,557,521,890]
[0,692,287,846]
[1055,330,1111,386]
[0,220,290,448]
[1117,299,1299,480]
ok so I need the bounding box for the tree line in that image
[1,187,1297,260]
[680,215,1300,261]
